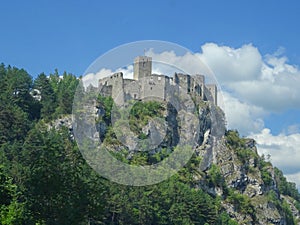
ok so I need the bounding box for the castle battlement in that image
[134,56,152,63]
[98,56,217,105]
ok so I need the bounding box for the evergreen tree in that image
[0,165,24,225]
[34,73,56,120]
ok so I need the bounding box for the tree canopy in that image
[0,63,299,224]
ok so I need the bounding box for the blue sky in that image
[1,0,300,186]
[1,1,300,76]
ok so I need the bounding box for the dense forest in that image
[1,63,300,224]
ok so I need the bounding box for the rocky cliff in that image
[83,95,300,224]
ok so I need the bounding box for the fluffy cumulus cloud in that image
[198,43,263,83]
[82,68,113,87]
[82,65,133,87]
[250,129,300,188]
[250,129,300,173]
[146,49,217,84]
[286,172,300,190]
[221,91,266,134]
[199,43,300,112]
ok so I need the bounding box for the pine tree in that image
[34,73,57,120]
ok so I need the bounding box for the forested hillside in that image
[1,63,300,224]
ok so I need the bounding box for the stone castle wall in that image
[133,56,152,80]
[124,79,140,101]
[98,56,218,105]
[206,84,217,106]
[141,75,171,101]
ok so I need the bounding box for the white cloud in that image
[286,124,300,135]
[82,68,113,87]
[250,128,300,189]
[82,65,134,88]
[146,49,215,83]
[115,65,133,79]
[199,43,300,112]
[286,172,300,190]
[221,91,266,135]
[198,43,263,83]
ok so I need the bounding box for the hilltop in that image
[0,62,300,224]
[92,92,300,224]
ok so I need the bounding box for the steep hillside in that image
[1,64,299,224]
[93,94,300,224]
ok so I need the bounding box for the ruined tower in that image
[133,56,152,80]
[206,84,217,105]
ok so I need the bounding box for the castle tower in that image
[206,84,217,105]
[133,56,152,80]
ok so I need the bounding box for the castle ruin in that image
[98,56,217,105]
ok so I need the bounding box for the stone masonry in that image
[98,56,217,105]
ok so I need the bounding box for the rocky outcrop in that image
[92,96,300,224]
[222,202,254,224]
[282,195,300,223]
[48,115,74,139]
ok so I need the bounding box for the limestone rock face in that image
[222,202,254,224]
[282,195,300,222]
[51,115,73,131]
[76,96,300,224]
[141,118,167,148]
[48,115,74,139]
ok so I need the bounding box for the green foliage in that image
[266,190,297,225]
[261,168,273,186]
[295,200,300,212]
[225,130,258,172]
[282,200,296,225]
[130,101,164,121]
[216,212,239,225]
[129,100,165,135]
[102,177,221,225]
[1,63,300,224]
[274,167,300,202]
[225,130,243,149]
[0,65,35,116]
[50,71,79,116]
[254,156,273,185]
[0,165,24,224]
[20,124,91,224]
[0,104,30,144]
[34,73,56,120]
[207,164,224,187]
[227,189,255,216]
[266,190,281,209]
[97,95,114,124]
[103,126,121,145]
